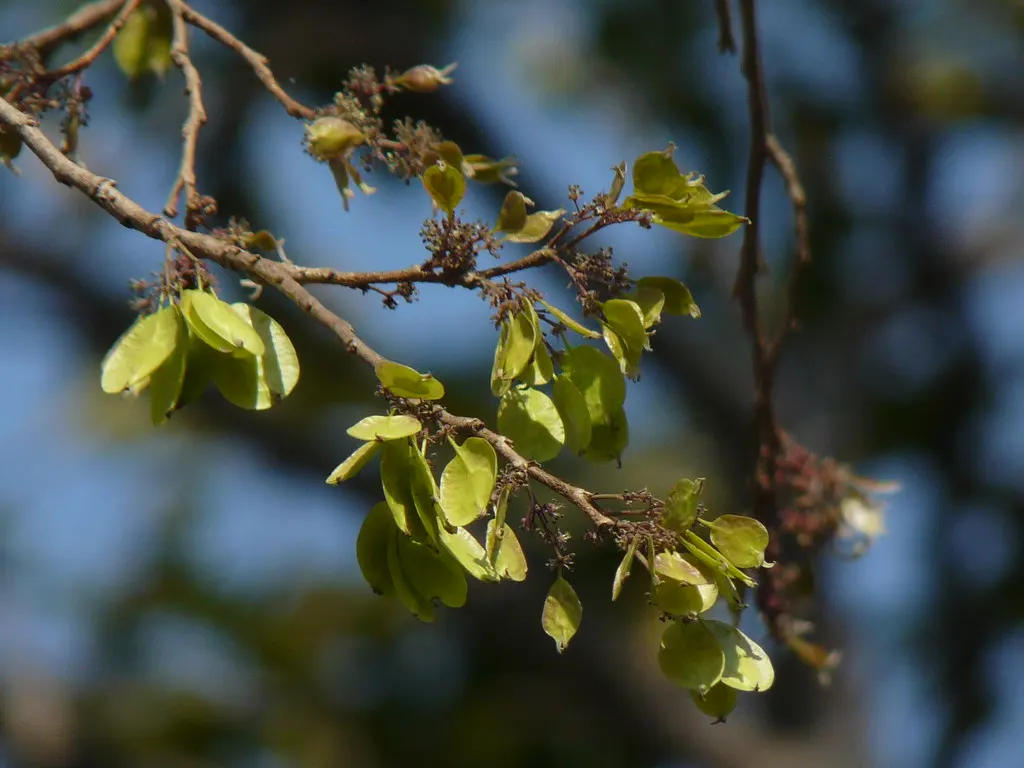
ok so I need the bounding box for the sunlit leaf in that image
[208,304,299,410]
[503,209,565,243]
[497,387,565,462]
[398,535,468,608]
[422,162,465,216]
[375,360,444,400]
[439,524,497,582]
[653,208,748,239]
[101,305,181,394]
[663,478,702,533]
[440,436,497,527]
[612,536,639,601]
[705,514,771,569]
[181,291,264,357]
[627,285,666,329]
[542,573,582,653]
[496,190,530,233]
[486,486,511,566]
[703,620,775,692]
[538,299,601,340]
[658,620,725,691]
[148,309,189,425]
[486,519,527,581]
[525,340,555,386]
[637,276,701,318]
[559,345,626,425]
[347,414,423,442]
[326,440,383,484]
[380,440,428,541]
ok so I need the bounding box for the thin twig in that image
[714,0,737,54]
[179,2,316,120]
[40,0,139,82]
[17,0,125,58]
[164,0,207,222]
[0,95,615,532]
[765,133,811,366]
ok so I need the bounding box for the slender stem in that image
[18,0,125,58]
[164,0,207,222]
[40,0,140,82]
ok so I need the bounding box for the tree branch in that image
[0,94,615,533]
[15,0,125,58]
[39,0,139,82]
[164,0,207,222]
[179,2,316,120]
[714,0,737,54]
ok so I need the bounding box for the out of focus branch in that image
[164,0,207,223]
[15,0,124,58]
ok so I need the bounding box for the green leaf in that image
[503,209,565,243]
[497,388,565,462]
[663,478,702,533]
[627,285,666,329]
[174,332,215,409]
[559,345,626,425]
[496,190,530,233]
[486,519,527,581]
[387,527,436,621]
[380,440,428,541]
[464,154,519,186]
[682,531,757,588]
[375,360,445,400]
[486,486,511,566]
[654,551,710,586]
[632,148,692,198]
[439,436,498,527]
[492,309,536,387]
[356,502,396,596]
[652,551,718,616]
[538,300,601,340]
[101,305,181,394]
[490,320,512,397]
[637,276,701,318]
[148,309,189,425]
[347,414,423,442]
[582,406,629,464]
[439,525,497,582]
[611,536,638,602]
[542,574,582,653]
[601,298,647,376]
[408,442,442,543]
[435,140,465,172]
[207,305,300,410]
[653,208,748,239]
[181,291,265,357]
[703,620,775,692]
[690,683,738,722]
[657,620,725,691]
[112,4,172,80]
[705,514,771,569]
[525,340,555,386]
[398,535,468,608]
[325,440,383,484]
[422,162,466,216]
[551,374,592,455]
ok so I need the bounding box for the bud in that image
[0,124,22,169]
[395,63,457,93]
[306,117,366,160]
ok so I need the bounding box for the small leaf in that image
[542,573,582,653]
[486,519,527,581]
[497,388,565,462]
[503,209,565,243]
[551,374,592,455]
[682,531,757,588]
[495,309,536,385]
[347,414,423,442]
[380,440,428,541]
[658,620,725,691]
[181,291,264,356]
[632,148,691,198]
[490,320,513,397]
[439,436,498,527]
[439,525,497,582]
[148,310,189,425]
[663,478,702,533]
[387,528,436,622]
[101,305,181,394]
[637,276,701,318]
[496,190,530,233]
[628,285,666,329]
[435,140,465,171]
[112,5,171,80]
[582,406,629,464]
[603,161,627,207]
[422,162,466,216]
[538,300,601,340]
[706,514,771,569]
[375,360,445,400]
[559,345,626,425]
[356,502,397,596]
[602,299,648,354]
[399,535,468,608]
[486,486,511,566]
[174,333,215,409]
[464,154,519,186]
[690,684,738,723]
[611,536,639,601]
[408,442,442,543]
[653,208,748,239]
[654,551,710,585]
[326,441,383,484]
[525,340,555,386]
[208,304,299,410]
[703,620,775,692]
